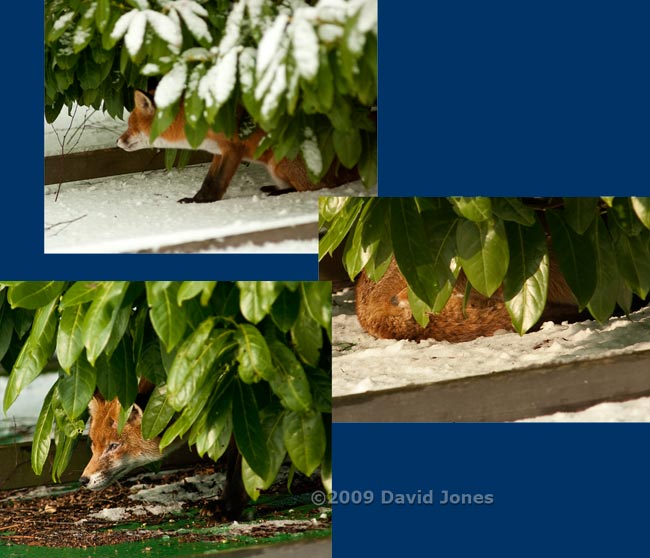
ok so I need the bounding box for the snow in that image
[332,287,650,398]
[318,23,344,43]
[45,164,372,253]
[261,64,287,119]
[213,48,239,106]
[155,61,188,108]
[174,1,211,43]
[291,15,320,80]
[301,128,323,176]
[256,14,289,78]
[111,10,137,41]
[519,396,650,422]
[219,0,245,54]
[53,12,75,31]
[124,11,147,56]
[145,10,182,51]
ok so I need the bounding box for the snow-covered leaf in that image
[291,15,320,80]
[155,61,188,108]
[145,10,182,51]
[301,128,323,176]
[124,11,147,57]
[111,9,137,41]
[256,13,289,77]
[174,1,211,43]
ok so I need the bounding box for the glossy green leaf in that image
[290,308,322,367]
[491,198,536,226]
[268,341,313,412]
[58,359,97,420]
[586,216,619,322]
[630,197,650,229]
[4,298,58,412]
[177,281,217,305]
[502,220,549,334]
[7,282,65,309]
[270,288,300,332]
[136,341,167,385]
[60,281,103,309]
[610,198,645,236]
[235,324,274,384]
[146,282,186,352]
[96,339,138,408]
[57,303,86,372]
[318,198,364,259]
[237,282,282,324]
[563,197,598,234]
[232,379,269,479]
[332,127,362,168]
[83,281,129,364]
[282,410,326,477]
[456,218,509,297]
[546,210,597,308]
[52,426,78,483]
[611,225,650,299]
[141,384,176,440]
[450,197,492,222]
[300,282,331,335]
[31,383,57,475]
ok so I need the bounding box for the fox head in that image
[79,394,162,490]
[116,90,157,152]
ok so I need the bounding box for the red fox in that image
[79,383,247,519]
[355,257,581,342]
[117,90,360,203]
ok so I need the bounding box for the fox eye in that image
[108,442,120,451]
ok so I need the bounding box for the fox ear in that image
[134,90,155,115]
[128,404,144,425]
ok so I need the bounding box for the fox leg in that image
[178,146,245,203]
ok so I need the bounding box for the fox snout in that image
[117,133,147,152]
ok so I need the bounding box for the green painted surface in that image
[0,528,330,557]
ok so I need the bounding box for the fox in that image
[117,90,360,203]
[79,382,247,520]
[355,256,582,342]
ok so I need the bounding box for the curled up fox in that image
[117,90,360,203]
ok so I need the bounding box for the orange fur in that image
[117,90,360,202]
[356,257,580,342]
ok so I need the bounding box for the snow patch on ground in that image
[129,472,225,504]
[45,164,373,253]
[519,396,650,422]
[333,288,650,399]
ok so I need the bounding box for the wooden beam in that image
[45,148,213,185]
[333,349,650,422]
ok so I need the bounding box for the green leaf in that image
[146,282,186,352]
[232,379,269,479]
[390,198,441,307]
[83,281,130,364]
[95,0,111,32]
[235,324,274,384]
[332,128,362,168]
[160,372,221,449]
[586,216,619,322]
[610,198,645,236]
[450,197,492,222]
[52,427,78,483]
[610,224,650,299]
[282,410,326,477]
[31,383,57,476]
[141,384,177,440]
[300,283,331,334]
[290,308,322,367]
[58,359,97,420]
[319,198,364,259]
[4,298,58,413]
[60,281,103,309]
[456,218,509,298]
[502,220,549,334]
[242,406,287,499]
[491,198,536,226]
[7,282,65,309]
[97,339,138,408]
[308,366,332,414]
[168,326,235,410]
[270,288,300,332]
[0,296,14,362]
[546,210,597,308]
[630,197,650,229]
[237,282,282,324]
[268,341,313,412]
[563,197,598,234]
[135,341,166,385]
[321,419,331,495]
[177,281,216,305]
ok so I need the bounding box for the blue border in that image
[334,423,650,556]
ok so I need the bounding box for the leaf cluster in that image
[45,0,377,186]
[0,281,331,499]
[319,197,650,333]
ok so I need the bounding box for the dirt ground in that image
[0,463,329,549]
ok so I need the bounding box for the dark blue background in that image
[379,0,650,196]
[334,423,649,556]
